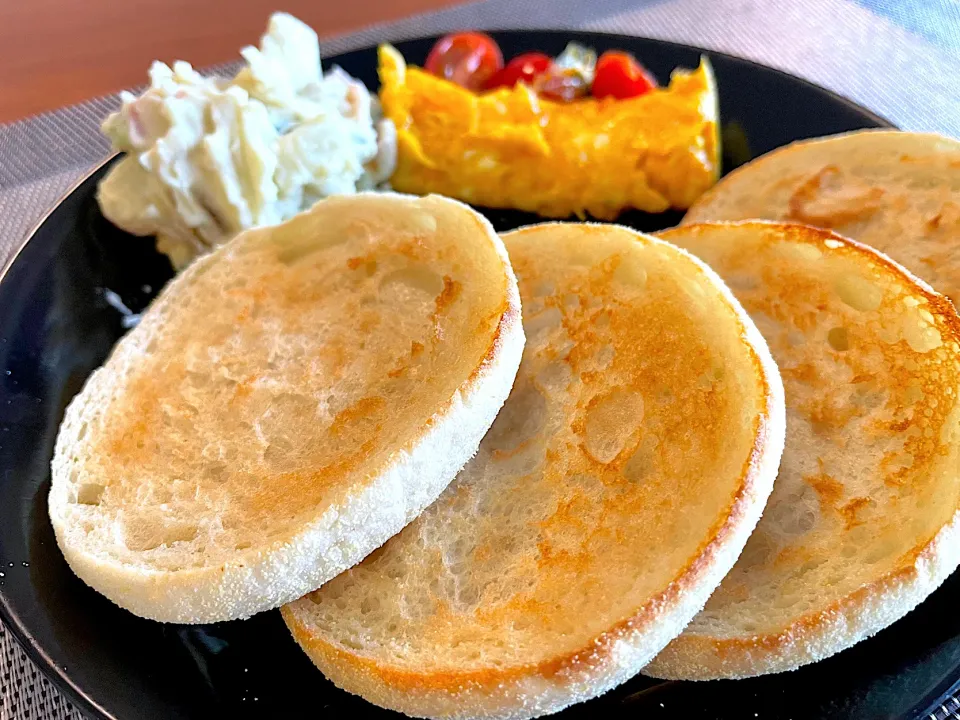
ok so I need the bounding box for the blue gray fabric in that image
[1,1,959,717]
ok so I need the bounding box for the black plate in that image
[2,30,952,720]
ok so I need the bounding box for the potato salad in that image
[97,13,396,268]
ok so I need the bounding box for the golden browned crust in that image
[647,506,960,679]
[668,220,960,358]
[285,404,770,688]
[683,131,960,308]
[282,222,786,718]
[48,192,526,623]
[646,221,960,680]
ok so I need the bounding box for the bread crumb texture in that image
[49,192,523,622]
[648,221,960,679]
[684,131,960,305]
[284,222,784,719]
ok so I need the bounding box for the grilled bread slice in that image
[48,192,524,624]
[282,222,785,720]
[646,222,960,680]
[683,130,960,305]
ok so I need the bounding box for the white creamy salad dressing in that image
[97,12,397,269]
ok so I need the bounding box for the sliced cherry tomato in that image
[592,51,658,100]
[424,32,503,90]
[484,52,552,90]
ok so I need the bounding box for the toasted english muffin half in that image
[683,130,960,305]
[282,222,785,720]
[48,192,524,623]
[646,221,960,680]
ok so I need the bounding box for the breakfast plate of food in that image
[2,12,960,720]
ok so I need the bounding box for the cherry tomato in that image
[425,32,504,90]
[484,52,552,90]
[592,51,658,99]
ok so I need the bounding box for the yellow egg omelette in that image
[378,44,720,220]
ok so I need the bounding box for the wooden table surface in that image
[0,0,462,124]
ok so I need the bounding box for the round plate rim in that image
[0,29,901,720]
[0,154,121,720]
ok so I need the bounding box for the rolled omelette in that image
[378,44,720,220]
